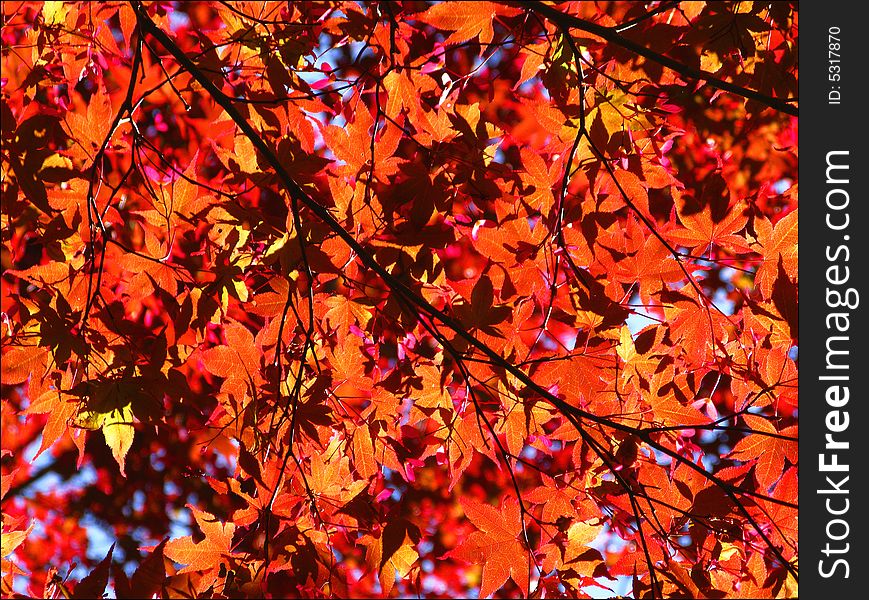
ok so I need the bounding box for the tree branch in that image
[520,1,798,116]
[132,2,796,585]
[131,0,798,508]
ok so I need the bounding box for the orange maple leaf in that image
[416,2,521,46]
[667,201,751,253]
[164,506,238,574]
[754,209,797,298]
[448,496,529,598]
[728,416,797,492]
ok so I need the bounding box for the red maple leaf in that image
[448,496,529,598]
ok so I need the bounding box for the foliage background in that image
[1,1,797,598]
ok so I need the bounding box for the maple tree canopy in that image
[1,1,797,599]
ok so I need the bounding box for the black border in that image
[801,4,867,597]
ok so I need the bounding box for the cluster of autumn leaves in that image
[1,1,797,598]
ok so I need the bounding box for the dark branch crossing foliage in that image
[1,2,797,598]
